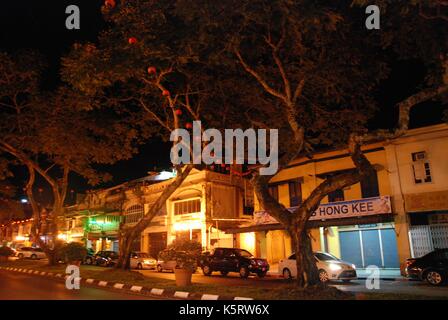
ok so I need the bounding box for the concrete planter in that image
[174,268,193,286]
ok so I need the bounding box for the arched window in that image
[125,204,144,224]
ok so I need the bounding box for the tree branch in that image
[234,48,286,101]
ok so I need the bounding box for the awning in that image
[226,214,396,234]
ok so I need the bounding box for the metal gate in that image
[409,224,448,258]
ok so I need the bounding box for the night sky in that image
[0,1,445,200]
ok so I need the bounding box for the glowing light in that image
[15,235,29,241]
[239,232,256,254]
[57,234,68,240]
[329,263,342,271]
[173,220,203,231]
[20,198,28,204]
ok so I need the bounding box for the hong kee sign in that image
[310,196,392,220]
[254,196,392,225]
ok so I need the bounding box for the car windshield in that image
[236,249,253,258]
[315,252,340,261]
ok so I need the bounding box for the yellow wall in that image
[266,230,292,264]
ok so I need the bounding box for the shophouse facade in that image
[229,124,448,271]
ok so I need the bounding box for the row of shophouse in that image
[1,124,448,270]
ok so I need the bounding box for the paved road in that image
[139,269,448,298]
[333,278,448,298]
[0,270,155,300]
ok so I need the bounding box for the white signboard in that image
[254,196,392,225]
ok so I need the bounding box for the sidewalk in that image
[268,264,403,281]
[356,268,402,280]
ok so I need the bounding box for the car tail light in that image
[405,259,416,267]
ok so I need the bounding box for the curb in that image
[0,266,253,301]
[269,272,403,282]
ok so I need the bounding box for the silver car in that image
[130,252,157,270]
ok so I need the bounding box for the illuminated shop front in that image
[84,214,121,252]
[230,196,400,269]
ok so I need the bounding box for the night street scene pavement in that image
[0,1,447,318]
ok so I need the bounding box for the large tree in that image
[63,0,447,281]
[61,1,209,269]
[0,51,145,264]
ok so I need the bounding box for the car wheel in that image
[425,270,445,286]
[318,269,329,283]
[239,266,249,279]
[157,265,163,272]
[137,263,143,270]
[202,265,213,276]
[220,271,229,276]
[257,271,267,278]
[283,268,292,279]
[17,253,24,259]
[31,254,37,260]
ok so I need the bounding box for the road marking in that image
[40,272,46,276]
[150,288,164,295]
[86,279,94,284]
[174,291,189,299]
[113,283,124,289]
[234,297,254,300]
[130,285,143,292]
[201,294,219,300]
[98,281,108,287]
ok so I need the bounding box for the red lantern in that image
[128,37,138,45]
[221,164,226,168]
[185,123,193,129]
[162,90,170,97]
[105,0,116,8]
[147,66,156,74]
[175,109,182,116]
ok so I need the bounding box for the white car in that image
[16,247,47,260]
[279,251,357,283]
[130,252,157,270]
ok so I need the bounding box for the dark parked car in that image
[404,248,448,286]
[83,248,96,265]
[198,247,269,278]
[94,250,118,267]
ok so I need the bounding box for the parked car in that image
[198,247,269,278]
[83,248,96,265]
[404,248,448,286]
[157,249,198,273]
[130,252,157,270]
[279,251,357,283]
[16,247,46,260]
[93,250,118,267]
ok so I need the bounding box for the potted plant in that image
[58,242,88,266]
[0,246,14,263]
[163,239,202,286]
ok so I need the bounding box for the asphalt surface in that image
[139,269,448,298]
[0,270,156,300]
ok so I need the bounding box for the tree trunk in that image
[115,164,194,270]
[293,227,320,288]
[117,229,134,270]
